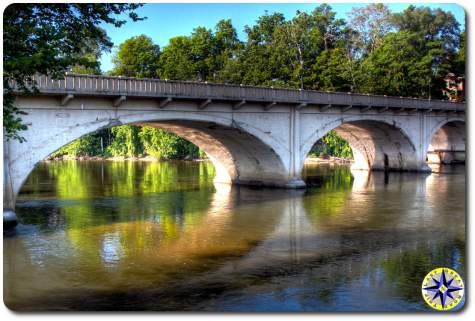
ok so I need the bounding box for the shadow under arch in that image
[427,120,465,164]
[135,120,288,187]
[300,119,420,174]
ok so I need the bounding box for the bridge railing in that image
[11,74,465,111]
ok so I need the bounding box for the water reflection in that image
[4,161,465,311]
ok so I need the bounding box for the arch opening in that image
[427,120,465,164]
[302,120,420,177]
[12,119,292,204]
[136,120,289,187]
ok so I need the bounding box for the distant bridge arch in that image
[426,118,465,164]
[299,116,421,173]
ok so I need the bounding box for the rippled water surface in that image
[4,160,466,311]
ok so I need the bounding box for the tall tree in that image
[228,5,349,90]
[70,39,103,75]
[213,19,242,82]
[236,12,287,86]
[3,3,143,141]
[189,27,216,81]
[158,36,195,80]
[452,31,465,77]
[359,6,461,98]
[358,32,422,97]
[391,5,460,49]
[110,35,160,78]
[159,20,240,82]
[347,3,393,57]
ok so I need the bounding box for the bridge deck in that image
[12,74,465,112]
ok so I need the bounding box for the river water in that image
[3,160,466,311]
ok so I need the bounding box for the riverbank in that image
[46,155,206,162]
[304,156,353,164]
[47,155,353,164]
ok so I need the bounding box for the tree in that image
[228,5,348,90]
[391,5,460,50]
[310,130,353,159]
[3,3,143,141]
[347,3,393,57]
[393,5,460,98]
[110,35,160,78]
[51,128,111,158]
[70,39,103,75]
[159,20,240,82]
[70,52,102,75]
[159,36,196,80]
[452,31,465,76]
[140,126,199,159]
[235,12,287,86]
[311,47,352,92]
[213,19,242,82]
[107,126,143,157]
[358,6,461,98]
[302,5,348,89]
[358,32,420,97]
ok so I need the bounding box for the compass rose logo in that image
[421,267,464,311]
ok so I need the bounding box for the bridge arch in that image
[6,108,296,206]
[299,117,419,174]
[136,120,289,186]
[426,118,465,164]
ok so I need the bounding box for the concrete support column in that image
[3,136,18,228]
[418,114,432,172]
[286,108,305,188]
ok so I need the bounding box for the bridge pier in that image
[3,137,18,228]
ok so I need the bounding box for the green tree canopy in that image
[3,3,143,141]
[347,3,393,57]
[107,126,143,157]
[358,5,461,98]
[110,35,160,78]
[159,19,240,82]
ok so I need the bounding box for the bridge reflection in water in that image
[4,161,465,311]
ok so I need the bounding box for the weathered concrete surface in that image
[4,74,466,225]
[3,134,17,227]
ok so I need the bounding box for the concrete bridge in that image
[4,74,466,223]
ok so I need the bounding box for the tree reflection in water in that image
[4,161,465,311]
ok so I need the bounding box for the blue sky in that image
[100,2,466,72]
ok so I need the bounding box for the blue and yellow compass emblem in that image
[421,267,464,311]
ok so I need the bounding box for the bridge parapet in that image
[10,74,465,112]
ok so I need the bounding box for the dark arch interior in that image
[137,120,288,186]
[304,120,418,173]
[427,121,465,164]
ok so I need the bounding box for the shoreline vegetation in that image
[46,155,353,164]
[49,125,354,163]
[46,155,205,162]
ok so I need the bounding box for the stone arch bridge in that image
[4,74,466,222]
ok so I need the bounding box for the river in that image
[3,160,466,311]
